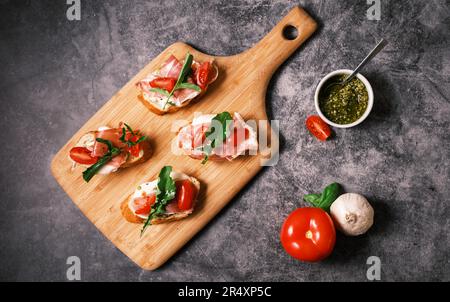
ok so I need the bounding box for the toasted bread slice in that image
[137,60,218,115]
[70,129,152,171]
[122,173,200,225]
[176,112,259,161]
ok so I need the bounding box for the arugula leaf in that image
[201,112,233,164]
[82,138,121,183]
[119,123,147,147]
[162,53,197,109]
[174,53,194,88]
[176,82,201,92]
[149,53,202,109]
[95,137,114,150]
[149,88,171,97]
[123,123,134,134]
[303,183,341,212]
[132,136,147,145]
[141,166,177,235]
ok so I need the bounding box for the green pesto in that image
[319,75,368,125]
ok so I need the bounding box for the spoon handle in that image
[344,39,388,84]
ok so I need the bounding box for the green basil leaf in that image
[141,166,177,235]
[303,183,341,212]
[303,194,321,205]
[176,82,201,92]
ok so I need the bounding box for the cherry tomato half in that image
[69,147,98,165]
[134,194,156,216]
[232,127,250,147]
[150,77,176,92]
[124,132,142,157]
[176,180,197,211]
[306,115,332,141]
[195,62,211,90]
[280,207,336,262]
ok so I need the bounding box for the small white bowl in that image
[314,69,374,129]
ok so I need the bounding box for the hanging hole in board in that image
[282,25,298,40]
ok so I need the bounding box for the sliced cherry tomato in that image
[134,194,156,215]
[175,180,197,211]
[233,127,250,147]
[69,147,98,165]
[149,77,176,92]
[195,62,211,90]
[306,115,332,141]
[280,207,336,262]
[129,145,141,157]
[124,132,143,157]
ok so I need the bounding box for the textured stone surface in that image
[0,0,449,281]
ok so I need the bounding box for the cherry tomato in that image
[175,180,197,211]
[280,207,336,262]
[150,77,176,92]
[195,62,211,90]
[69,147,98,165]
[134,194,156,216]
[306,115,332,141]
[233,127,250,147]
[124,133,142,157]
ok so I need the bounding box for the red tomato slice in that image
[150,77,176,92]
[195,62,211,90]
[280,207,336,262]
[134,194,156,216]
[175,180,197,211]
[69,147,98,165]
[129,145,140,158]
[233,127,250,147]
[123,132,144,158]
[306,115,332,141]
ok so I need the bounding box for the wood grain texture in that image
[50,6,317,270]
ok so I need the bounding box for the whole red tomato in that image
[280,207,336,262]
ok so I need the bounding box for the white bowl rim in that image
[314,69,374,129]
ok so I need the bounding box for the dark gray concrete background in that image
[0,0,449,281]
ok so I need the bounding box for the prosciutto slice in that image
[177,113,258,161]
[91,128,126,157]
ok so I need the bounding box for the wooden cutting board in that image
[51,7,317,270]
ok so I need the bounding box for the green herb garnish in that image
[303,183,341,212]
[141,166,177,235]
[82,138,121,183]
[201,112,233,164]
[148,88,171,97]
[161,53,201,109]
[119,123,147,147]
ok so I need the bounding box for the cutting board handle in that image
[240,6,317,86]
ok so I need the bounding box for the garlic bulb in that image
[330,193,374,236]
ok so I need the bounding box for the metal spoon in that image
[325,39,388,92]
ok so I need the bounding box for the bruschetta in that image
[121,166,200,233]
[136,52,218,115]
[176,112,258,163]
[69,123,152,182]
